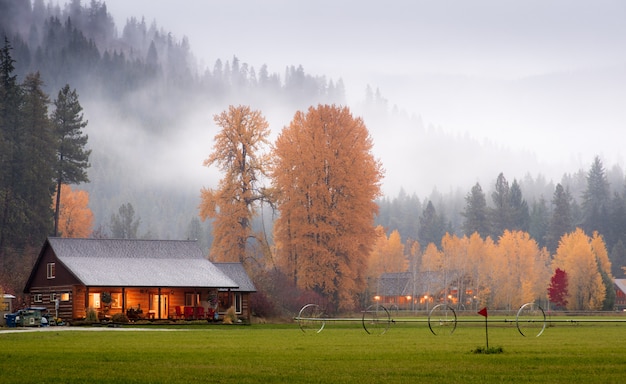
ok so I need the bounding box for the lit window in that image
[235,293,242,314]
[47,263,55,279]
[89,293,101,308]
[111,293,122,308]
[60,292,70,301]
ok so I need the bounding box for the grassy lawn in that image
[1,320,625,383]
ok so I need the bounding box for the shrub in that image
[85,308,98,323]
[223,306,237,324]
[111,313,129,323]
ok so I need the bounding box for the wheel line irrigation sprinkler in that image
[295,302,626,337]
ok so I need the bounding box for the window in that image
[185,293,200,307]
[111,293,122,308]
[46,263,55,279]
[234,293,242,314]
[50,293,57,302]
[33,294,43,303]
[60,292,70,301]
[89,293,101,308]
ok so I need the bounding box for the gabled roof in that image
[615,279,626,294]
[26,238,238,289]
[214,263,257,292]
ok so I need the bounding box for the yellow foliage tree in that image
[272,105,383,311]
[491,230,549,310]
[552,228,607,310]
[367,227,407,278]
[199,105,270,263]
[52,184,93,238]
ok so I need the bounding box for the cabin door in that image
[151,294,168,319]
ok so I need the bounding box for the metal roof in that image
[615,279,626,294]
[48,238,238,288]
[214,263,257,292]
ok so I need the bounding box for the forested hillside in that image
[2,1,626,307]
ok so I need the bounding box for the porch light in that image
[405,295,412,301]
[374,295,381,301]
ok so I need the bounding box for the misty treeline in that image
[0,0,347,242]
[0,37,90,294]
[376,156,626,279]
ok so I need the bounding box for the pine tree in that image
[0,37,23,251]
[51,84,91,236]
[509,179,529,232]
[490,173,512,239]
[418,200,446,248]
[528,196,549,249]
[581,156,610,238]
[547,184,573,254]
[20,72,56,243]
[110,203,140,239]
[461,182,490,238]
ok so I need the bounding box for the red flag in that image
[478,307,488,317]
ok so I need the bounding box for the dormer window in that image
[47,263,55,279]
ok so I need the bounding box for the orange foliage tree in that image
[271,105,383,311]
[52,184,93,238]
[489,230,550,310]
[367,227,407,279]
[551,228,610,310]
[199,105,271,263]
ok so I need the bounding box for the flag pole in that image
[478,307,489,349]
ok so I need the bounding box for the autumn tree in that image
[51,84,91,236]
[52,184,93,238]
[199,105,270,264]
[490,230,549,310]
[367,226,406,279]
[272,104,383,311]
[551,228,607,310]
[548,268,568,308]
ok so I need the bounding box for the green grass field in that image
[1,319,625,383]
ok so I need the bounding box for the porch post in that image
[122,287,126,313]
[158,287,162,319]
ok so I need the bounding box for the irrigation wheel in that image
[297,304,326,333]
[428,304,458,335]
[362,304,392,335]
[516,302,546,337]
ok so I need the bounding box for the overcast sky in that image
[104,0,626,187]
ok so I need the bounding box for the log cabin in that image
[23,238,256,323]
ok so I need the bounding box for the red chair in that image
[174,306,183,319]
[195,306,205,319]
[184,306,194,320]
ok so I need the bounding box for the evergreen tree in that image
[0,37,25,250]
[461,182,490,238]
[51,84,90,236]
[490,172,512,239]
[509,179,530,232]
[547,184,573,254]
[528,196,549,249]
[418,200,446,248]
[19,72,56,243]
[581,156,610,238]
[110,203,140,239]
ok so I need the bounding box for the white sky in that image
[103,0,626,193]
